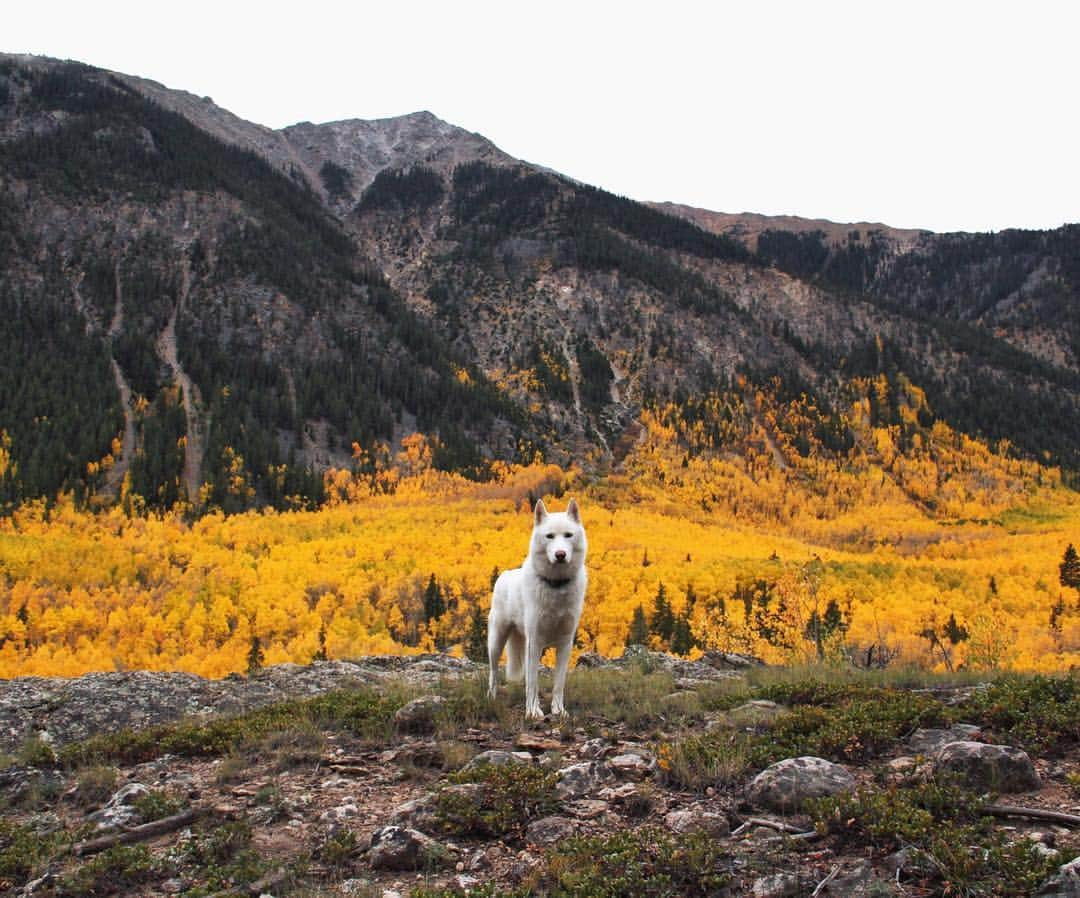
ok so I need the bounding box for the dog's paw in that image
[550,701,567,717]
[525,704,545,720]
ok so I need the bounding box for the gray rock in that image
[388,793,440,831]
[555,761,615,800]
[393,695,447,734]
[752,872,803,897]
[664,807,730,838]
[726,700,789,728]
[609,749,657,781]
[747,756,855,812]
[1037,856,1080,897]
[934,741,1040,792]
[463,750,527,771]
[367,825,445,871]
[907,724,982,755]
[526,815,577,845]
[88,782,150,830]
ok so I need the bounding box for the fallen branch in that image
[74,808,203,856]
[811,865,841,897]
[731,816,812,836]
[985,804,1080,827]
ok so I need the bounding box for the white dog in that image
[487,498,588,719]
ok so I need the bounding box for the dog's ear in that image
[567,497,581,523]
[534,498,548,524]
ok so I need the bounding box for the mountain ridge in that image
[0,52,1077,516]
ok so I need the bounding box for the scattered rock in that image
[747,757,855,812]
[934,741,1040,792]
[664,807,730,838]
[393,695,446,734]
[1037,855,1080,897]
[367,825,445,871]
[564,798,609,819]
[751,872,802,897]
[463,750,527,771]
[907,724,982,755]
[388,794,440,831]
[526,815,577,845]
[515,732,564,752]
[555,761,615,800]
[87,782,150,830]
[609,749,656,781]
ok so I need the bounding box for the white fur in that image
[487,498,588,719]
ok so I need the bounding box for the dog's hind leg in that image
[504,631,525,683]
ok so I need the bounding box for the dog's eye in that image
[546,533,555,539]
[564,532,573,538]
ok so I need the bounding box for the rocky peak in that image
[280,109,516,202]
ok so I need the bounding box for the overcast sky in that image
[7,1,1077,233]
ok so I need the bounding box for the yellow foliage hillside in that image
[1,382,1078,678]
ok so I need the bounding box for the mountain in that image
[1,53,1078,515]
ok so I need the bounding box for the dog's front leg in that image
[550,640,572,717]
[524,636,544,720]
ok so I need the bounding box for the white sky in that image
[7,1,1078,233]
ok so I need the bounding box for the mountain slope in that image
[1,53,1078,516]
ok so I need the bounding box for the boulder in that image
[907,724,982,755]
[747,757,855,812]
[1037,855,1080,897]
[526,815,577,845]
[934,741,1040,792]
[664,807,730,838]
[87,782,150,830]
[393,695,446,734]
[368,825,445,871]
[556,761,615,800]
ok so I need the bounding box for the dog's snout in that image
[555,549,567,562]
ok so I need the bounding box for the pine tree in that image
[626,605,649,647]
[1061,544,1080,595]
[671,610,694,656]
[465,606,488,662]
[649,583,675,645]
[423,573,446,622]
[246,635,264,676]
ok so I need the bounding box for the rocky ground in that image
[1,651,1079,897]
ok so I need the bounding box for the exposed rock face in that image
[747,756,856,812]
[934,740,1041,793]
[368,825,445,871]
[555,761,616,800]
[0,655,476,752]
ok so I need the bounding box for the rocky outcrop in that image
[0,655,476,752]
[747,756,856,813]
[934,741,1041,793]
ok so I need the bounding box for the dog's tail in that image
[504,631,525,683]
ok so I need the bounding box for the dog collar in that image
[539,575,574,588]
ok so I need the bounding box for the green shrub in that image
[53,845,160,897]
[531,827,732,897]
[436,764,560,837]
[963,674,1080,754]
[0,820,64,881]
[131,788,185,822]
[70,764,119,807]
[809,780,1072,896]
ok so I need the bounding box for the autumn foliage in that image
[1,380,1078,679]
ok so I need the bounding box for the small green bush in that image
[436,764,560,837]
[963,674,1080,754]
[53,845,160,897]
[0,820,64,880]
[809,780,1072,896]
[131,788,185,822]
[70,764,119,807]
